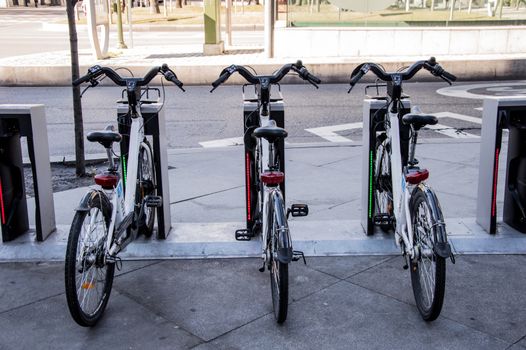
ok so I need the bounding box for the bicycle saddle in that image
[402,113,438,130]
[87,130,122,148]
[253,120,288,143]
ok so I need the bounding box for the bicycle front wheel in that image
[374,133,394,232]
[268,195,289,324]
[65,191,115,327]
[409,187,446,321]
[136,141,156,237]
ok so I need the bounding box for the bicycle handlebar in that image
[210,60,321,92]
[73,64,185,91]
[347,57,457,93]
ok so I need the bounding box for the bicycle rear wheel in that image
[409,187,446,321]
[65,191,114,327]
[375,133,394,232]
[268,195,289,324]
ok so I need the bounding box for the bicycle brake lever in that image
[439,75,452,85]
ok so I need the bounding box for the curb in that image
[42,22,264,32]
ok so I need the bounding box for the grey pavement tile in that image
[114,258,338,341]
[170,186,245,223]
[349,254,526,344]
[520,337,526,348]
[194,281,508,350]
[0,262,63,313]
[440,255,526,343]
[305,255,395,280]
[0,291,201,350]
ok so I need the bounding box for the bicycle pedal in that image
[235,229,253,241]
[288,204,309,218]
[292,250,307,265]
[374,214,393,226]
[144,195,162,208]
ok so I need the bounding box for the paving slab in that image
[194,280,509,350]
[0,291,201,350]
[348,255,526,344]
[113,258,338,341]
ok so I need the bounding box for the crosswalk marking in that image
[199,137,244,148]
[432,112,482,124]
[198,112,484,148]
[305,122,362,143]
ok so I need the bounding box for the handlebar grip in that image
[307,72,321,85]
[212,71,231,88]
[442,70,457,82]
[72,74,90,86]
[350,70,364,87]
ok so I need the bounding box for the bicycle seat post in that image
[408,126,418,167]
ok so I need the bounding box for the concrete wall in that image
[274,26,526,58]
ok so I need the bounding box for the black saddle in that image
[253,120,288,143]
[87,130,122,148]
[402,113,438,130]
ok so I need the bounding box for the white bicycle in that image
[349,58,457,321]
[65,64,184,327]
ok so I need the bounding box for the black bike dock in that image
[117,102,172,239]
[243,95,285,234]
[477,96,526,235]
[360,98,410,236]
[0,105,55,242]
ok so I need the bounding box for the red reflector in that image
[0,178,5,225]
[261,171,284,185]
[405,169,429,185]
[94,173,119,189]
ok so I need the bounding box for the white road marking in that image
[425,123,479,138]
[437,82,526,99]
[305,122,362,143]
[199,137,244,148]
[474,107,483,111]
[432,111,482,124]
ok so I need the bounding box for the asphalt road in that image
[0,80,513,157]
[0,7,263,59]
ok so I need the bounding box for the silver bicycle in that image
[210,61,320,323]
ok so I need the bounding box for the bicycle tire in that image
[409,187,446,321]
[374,133,394,232]
[268,196,289,324]
[65,191,115,327]
[136,140,155,237]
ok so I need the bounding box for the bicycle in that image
[349,57,457,321]
[65,64,184,327]
[210,61,320,323]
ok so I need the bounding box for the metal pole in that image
[117,0,127,48]
[127,0,133,47]
[226,0,232,46]
[264,0,274,58]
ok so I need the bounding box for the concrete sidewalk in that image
[2,140,526,261]
[1,134,526,349]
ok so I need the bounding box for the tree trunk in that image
[66,0,85,176]
[497,0,504,17]
[176,0,182,8]
[150,0,160,13]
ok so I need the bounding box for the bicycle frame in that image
[105,85,150,257]
[383,105,418,258]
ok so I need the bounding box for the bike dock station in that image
[242,94,285,233]
[360,98,410,236]
[477,96,526,235]
[0,104,55,243]
[117,102,172,239]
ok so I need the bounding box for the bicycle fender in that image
[76,189,112,218]
[270,191,293,264]
[411,184,450,251]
